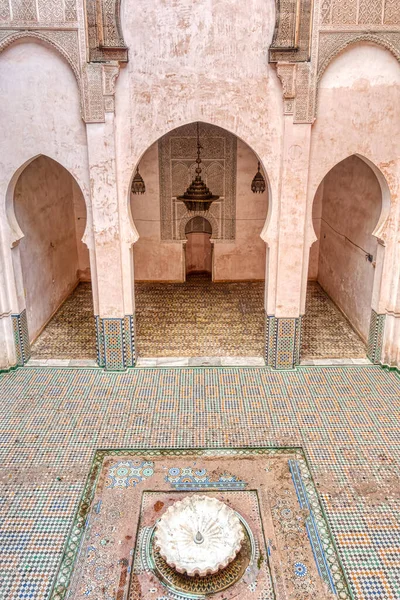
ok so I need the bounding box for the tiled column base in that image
[11,309,31,366]
[367,309,386,364]
[265,315,302,369]
[95,315,136,370]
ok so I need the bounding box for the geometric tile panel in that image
[0,366,399,600]
[11,309,31,366]
[367,309,386,364]
[266,314,302,369]
[95,314,136,370]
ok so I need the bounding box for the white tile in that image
[69,359,98,367]
[45,359,71,366]
[221,357,264,366]
[156,358,189,366]
[136,358,158,367]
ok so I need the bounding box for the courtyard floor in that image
[30,278,367,361]
[0,365,399,599]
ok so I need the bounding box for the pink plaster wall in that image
[213,139,268,281]
[131,137,268,282]
[308,184,323,280]
[316,156,381,341]
[14,156,82,341]
[72,178,90,281]
[131,142,184,281]
[186,233,212,274]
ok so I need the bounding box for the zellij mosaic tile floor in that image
[30,279,366,360]
[0,366,399,600]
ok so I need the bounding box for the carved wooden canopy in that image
[85,0,128,62]
[269,0,313,63]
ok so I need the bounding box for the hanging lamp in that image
[251,161,266,194]
[177,122,219,212]
[131,164,146,194]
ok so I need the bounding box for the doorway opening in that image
[185,216,212,279]
[12,156,96,361]
[130,122,269,359]
[302,155,382,360]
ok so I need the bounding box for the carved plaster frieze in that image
[82,62,105,123]
[319,0,400,27]
[294,62,315,123]
[269,0,314,63]
[0,0,77,25]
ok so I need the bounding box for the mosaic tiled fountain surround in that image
[52,448,350,600]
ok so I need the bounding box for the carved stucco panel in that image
[0,0,10,21]
[320,0,400,26]
[37,0,64,23]
[82,63,105,123]
[11,0,37,21]
[64,0,77,21]
[159,123,237,241]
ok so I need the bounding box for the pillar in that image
[86,112,136,370]
[265,118,311,369]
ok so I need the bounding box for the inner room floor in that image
[301,281,367,360]
[28,278,368,362]
[135,273,265,357]
[30,282,97,361]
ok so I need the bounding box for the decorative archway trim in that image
[317,32,400,82]
[0,29,81,87]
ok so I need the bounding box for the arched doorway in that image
[12,156,96,360]
[130,122,269,360]
[302,155,383,360]
[185,217,212,277]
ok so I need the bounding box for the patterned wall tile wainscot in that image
[11,309,31,365]
[266,315,302,369]
[367,309,386,364]
[95,315,136,370]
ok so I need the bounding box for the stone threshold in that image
[25,356,372,368]
[26,358,98,367]
[300,357,371,365]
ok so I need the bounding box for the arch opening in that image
[11,156,96,360]
[302,155,384,360]
[129,121,269,360]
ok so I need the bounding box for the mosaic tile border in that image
[11,309,31,366]
[367,309,386,364]
[49,447,352,600]
[266,315,302,369]
[95,314,136,370]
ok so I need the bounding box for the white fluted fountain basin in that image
[154,495,244,577]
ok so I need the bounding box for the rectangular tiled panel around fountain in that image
[51,448,351,600]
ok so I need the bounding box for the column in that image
[265,118,312,369]
[86,112,136,370]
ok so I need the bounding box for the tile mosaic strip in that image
[289,459,336,594]
[265,315,302,369]
[11,309,31,365]
[95,314,136,370]
[367,309,386,364]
